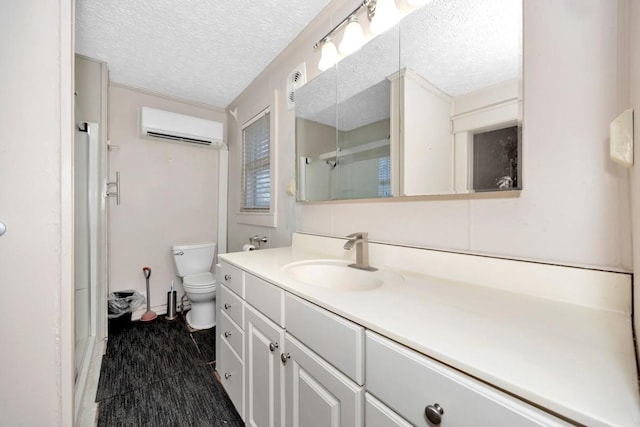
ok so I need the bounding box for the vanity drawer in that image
[366,393,412,427]
[219,284,244,329]
[366,332,569,427]
[285,293,364,385]
[219,309,244,359]
[245,273,284,327]
[219,261,244,297]
[218,337,244,420]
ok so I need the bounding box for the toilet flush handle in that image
[174,251,184,256]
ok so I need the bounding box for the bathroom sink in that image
[281,259,403,291]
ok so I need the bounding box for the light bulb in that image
[318,39,340,71]
[369,0,401,35]
[339,17,366,55]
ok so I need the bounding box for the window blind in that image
[241,111,271,211]
[378,155,391,197]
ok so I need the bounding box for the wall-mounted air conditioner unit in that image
[140,107,223,147]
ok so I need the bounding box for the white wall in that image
[226,0,363,252]
[108,84,226,315]
[228,0,632,271]
[0,0,74,425]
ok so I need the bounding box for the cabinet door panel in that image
[245,305,284,427]
[284,334,364,427]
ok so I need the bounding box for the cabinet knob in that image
[269,342,279,352]
[224,372,232,380]
[224,303,232,309]
[280,353,291,365]
[224,331,232,338]
[425,403,444,425]
[224,274,232,281]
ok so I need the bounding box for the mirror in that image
[296,0,522,202]
[296,27,399,201]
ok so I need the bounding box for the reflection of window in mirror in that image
[471,125,519,191]
[378,156,391,197]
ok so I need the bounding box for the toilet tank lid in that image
[172,241,216,251]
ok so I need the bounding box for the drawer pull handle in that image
[224,372,232,380]
[224,331,232,338]
[224,303,232,309]
[269,342,279,352]
[280,353,290,365]
[224,274,232,281]
[425,403,444,425]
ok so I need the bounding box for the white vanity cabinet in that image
[366,332,570,427]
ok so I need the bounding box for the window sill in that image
[237,211,277,228]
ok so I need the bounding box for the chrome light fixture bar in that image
[314,0,400,70]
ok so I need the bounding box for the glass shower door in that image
[74,122,99,382]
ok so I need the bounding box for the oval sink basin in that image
[281,259,403,291]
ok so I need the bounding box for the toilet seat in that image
[183,272,215,287]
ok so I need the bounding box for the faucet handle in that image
[346,232,368,239]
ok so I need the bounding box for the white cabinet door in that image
[245,304,285,427]
[284,334,364,427]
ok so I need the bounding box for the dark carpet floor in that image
[96,314,243,427]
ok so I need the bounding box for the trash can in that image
[108,290,144,333]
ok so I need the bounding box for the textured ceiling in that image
[75,0,332,107]
[296,0,522,130]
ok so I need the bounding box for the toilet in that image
[172,241,217,330]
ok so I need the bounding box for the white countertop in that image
[219,235,640,427]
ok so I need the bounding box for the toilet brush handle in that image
[142,267,152,310]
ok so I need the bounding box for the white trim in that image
[242,107,271,130]
[237,212,278,228]
[218,147,229,254]
[60,0,75,425]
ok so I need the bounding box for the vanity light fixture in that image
[368,0,401,34]
[315,0,400,70]
[318,38,340,71]
[339,17,367,55]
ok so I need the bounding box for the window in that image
[241,110,271,212]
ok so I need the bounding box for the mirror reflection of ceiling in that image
[402,0,522,97]
[295,0,521,131]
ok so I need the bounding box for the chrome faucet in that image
[343,232,377,271]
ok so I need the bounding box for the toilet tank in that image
[172,242,216,277]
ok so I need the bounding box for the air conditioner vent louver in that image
[140,107,223,147]
[146,132,212,145]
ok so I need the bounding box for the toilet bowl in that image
[172,242,217,330]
